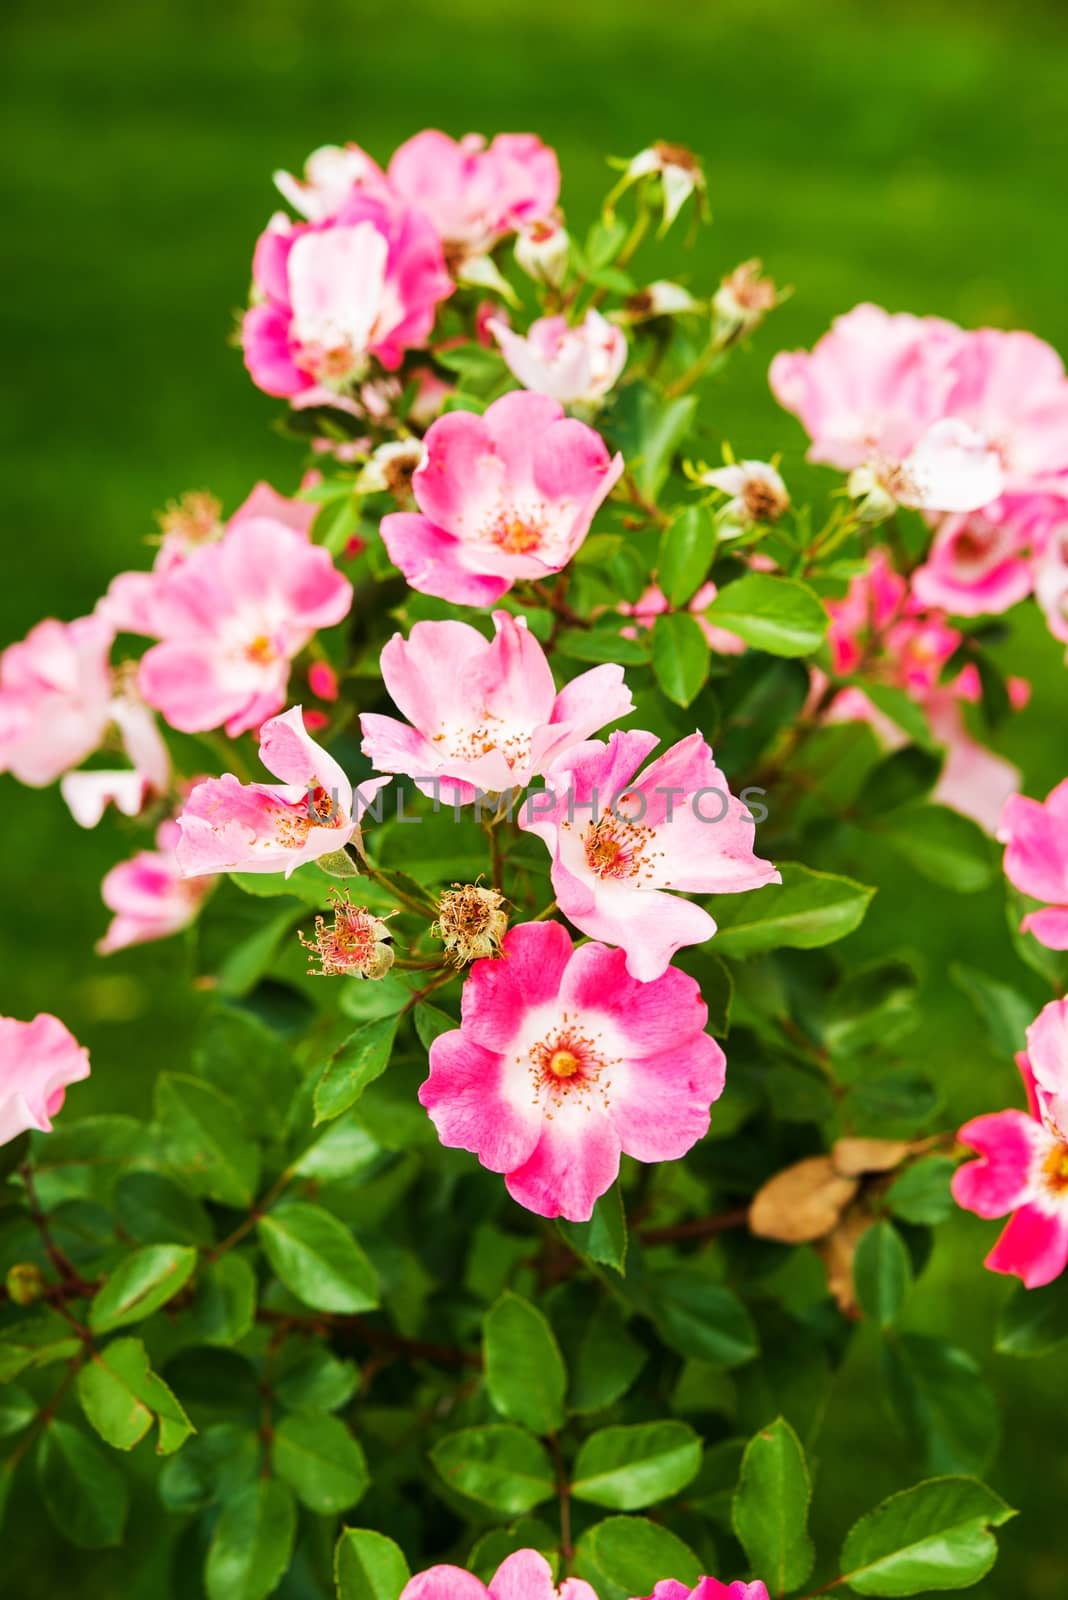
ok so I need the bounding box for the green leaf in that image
[193,1007,298,1140]
[853,682,937,752]
[205,1477,297,1600]
[0,1313,82,1382]
[315,1015,400,1124]
[183,1254,257,1346]
[659,505,715,606]
[114,1171,213,1247]
[484,1292,567,1436]
[571,1421,702,1509]
[949,964,1035,1059]
[413,1002,456,1051]
[430,1425,555,1514]
[555,628,650,666]
[856,746,943,817]
[36,1420,129,1549]
[272,1412,369,1514]
[158,1422,258,1512]
[845,1070,940,1138]
[77,1337,194,1454]
[653,1271,759,1367]
[313,491,360,555]
[335,1528,411,1600]
[996,1272,1068,1358]
[275,1346,359,1413]
[557,1185,628,1274]
[732,1417,815,1596]
[823,961,920,1057]
[652,612,710,707]
[711,864,875,958]
[468,1519,559,1583]
[155,1073,261,1208]
[874,806,996,893]
[703,574,828,657]
[576,1516,701,1599]
[854,1223,913,1330]
[886,1159,956,1227]
[609,383,697,498]
[569,1299,647,1414]
[258,1202,379,1313]
[839,1477,1015,1595]
[0,1386,35,1438]
[89,1244,197,1333]
[882,1336,999,1475]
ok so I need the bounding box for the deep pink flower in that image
[137,508,351,737]
[0,1014,90,1147]
[490,309,627,406]
[0,614,114,787]
[420,921,726,1221]
[953,1009,1068,1289]
[400,1550,594,1600]
[519,730,779,982]
[643,1581,770,1600]
[388,131,559,258]
[99,820,213,954]
[998,779,1068,949]
[360,609,633,801]
[243,194,451,401]
[912,507,1033,616]
[381,391,623,604]
[175,707,389,879]
[825,549,909,676]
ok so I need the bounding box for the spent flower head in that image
[299,891,395,978]
[432,881,508,966]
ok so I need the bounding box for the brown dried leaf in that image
[831,1136,914,1177]
[749,1155,859,1243]
[817,1205,872,1317]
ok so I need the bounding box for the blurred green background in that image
[2,0,1066,1594]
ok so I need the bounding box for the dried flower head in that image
[299,891,395,978]
[713,259,780,334]
[432,882,508,966]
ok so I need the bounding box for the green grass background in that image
[2,0,1067,1594]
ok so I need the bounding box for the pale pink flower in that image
[490,310,627,406]
[998,779,1068,949]
[61,682,171,828]
[1029,495,1068,647]
[643,1581,770,1600]
[619,142,707,230]
[954,1013,1068,1288]
[98,819,213,954]
[0,614,115,787]
[420,921,726,1221]
[360,609,633,801]
[175,707,389,879]
[400,1550,594,1600]
[243,196,451,401]
[940,328,1068,495]
[925,691,1020,835]
[619,583,746,655]
[519,729,780,981]
[273,142,391,221]
[912,507,1033,616]
[388,131,559,258]
[0,1013,90,1147]
[381,391,623,604]
[137,509,351,737]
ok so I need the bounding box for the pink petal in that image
[380,512,513,605]
[505,1099,622,1222]
[460,922,576,1052]
[419,1031,541,1173]
[952,1109,1044,1218]
[985,1203,1068,1288]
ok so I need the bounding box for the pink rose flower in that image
[61,682,172,829]
[519,729,780,981]
[137,507,352,737]
[490,309,627,406]
[388,130,559,258]
[243,194,452,401]
[0,614,114,787]
[273,142,392,222]
[643,1581,770,1600]
[1029,494,1068,647]
[953,1004,1068,1288]
[825,548,909,677]
[940,328,1068,495]
[360,609,633,802]
[420,921,726,1221]
[911,507,1033,616]
[401,1550,593,1600]
[175,707,390,879]
[0,1013,91,1147]
[98,820,213,954]
[381,391,623,604]
[998,778,1068,949]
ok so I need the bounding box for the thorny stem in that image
[548,1432,574,1562]
[639,1206,751,1246]
[205,1167,295,1263]
[256,1307,481,1370]
[4,1355,86,1475]
[618,470,670,529]
[19,1165,96,1298]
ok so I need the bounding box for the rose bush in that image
[2,127,1067,1600]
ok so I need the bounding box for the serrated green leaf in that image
[571,1421,701,1509]
[89,1244,197,1334]
[77,1337,194,1454]
[710,864,875,958]
[272,1412,369,1514]
[205,1477,297,1600]
[335,1528,411,1600]
[840,1477,1015,1596]
[732,1417,815,1596]
[258,1202,379,1313]
[154,1073,260,1207]
[430,1425,555,1514]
